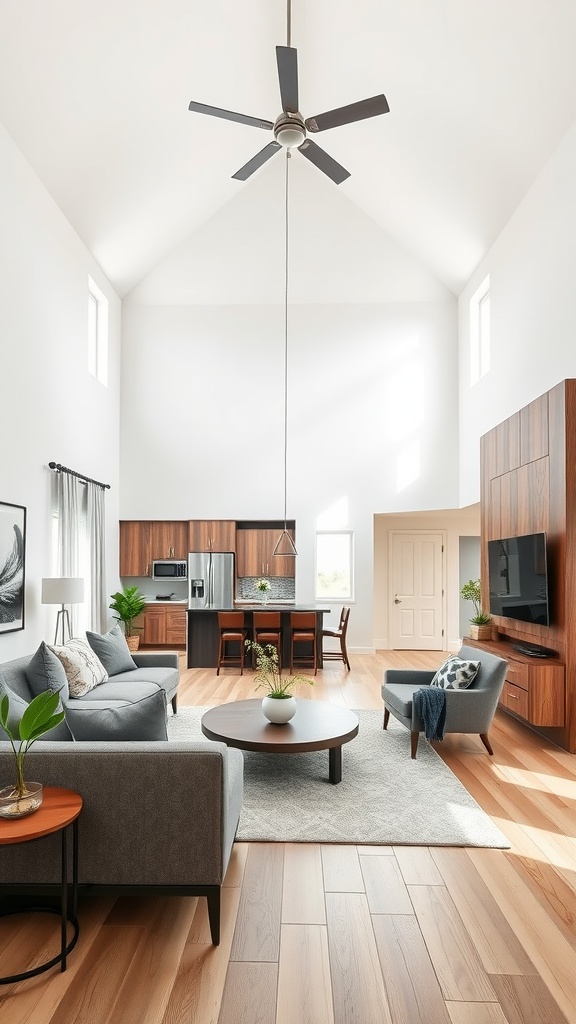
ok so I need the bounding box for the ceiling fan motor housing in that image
[274,111,306,148]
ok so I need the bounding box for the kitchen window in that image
[315,531,354,601]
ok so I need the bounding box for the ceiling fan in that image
[188,12,389,184]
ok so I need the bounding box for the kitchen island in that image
[186,606,331,669]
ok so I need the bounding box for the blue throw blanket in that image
[413,687,447,741]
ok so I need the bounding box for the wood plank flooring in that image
[1,651,575,1024]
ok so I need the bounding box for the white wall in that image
[373,506,480,651]
[458,116,576,505]
[121,161,459,651]
[0,122,122,659]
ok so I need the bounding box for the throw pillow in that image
[431,656,481,690]
[86,623,137,676]
[26,641,70,700]
[0,669,72,741]
[63,687,168,741]
[0,670,29,731]
[49,639,108,698]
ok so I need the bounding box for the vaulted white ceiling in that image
[1,0,576,297]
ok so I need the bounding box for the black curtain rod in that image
[48,462,110,490]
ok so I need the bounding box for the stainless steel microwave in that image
[152,559,187,581]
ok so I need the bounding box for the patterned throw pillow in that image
[48,639,108,697]
[431,656,480,690]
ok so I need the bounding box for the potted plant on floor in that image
[460,579,492,640]
[245,640,313,723]
[109,585,146,651]
[0,690,65,817]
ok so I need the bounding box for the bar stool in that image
[252,611,282,670]
[290,612,317,675]
[216,612,248,675]
[322,607,351,671]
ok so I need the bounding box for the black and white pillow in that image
[48,639,108,697]
[431,656,480,690]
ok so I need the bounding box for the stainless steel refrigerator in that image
[188,551,235,609]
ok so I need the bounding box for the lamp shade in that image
[41,577,85,605]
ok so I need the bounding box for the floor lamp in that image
[41,577,85,645]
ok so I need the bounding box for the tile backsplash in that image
[238,576,296,602]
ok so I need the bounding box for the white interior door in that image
[389,531,446,650]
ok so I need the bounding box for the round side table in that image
[0,786,83,984]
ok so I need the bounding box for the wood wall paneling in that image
[520,393,549,466]
[479,380,576,751]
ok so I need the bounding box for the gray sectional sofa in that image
[0,640,244,943]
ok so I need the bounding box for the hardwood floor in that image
[2,651,576,1024]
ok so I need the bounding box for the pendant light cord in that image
[282,149,290,530]
[286,0,291,47]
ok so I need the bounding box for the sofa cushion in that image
[71,680,165,703]
[431,656,480,690]
[109,666,179,700]
[49,639,108,697]
[63,687,168,741]
[26,641,70,700]
[86,624,137,676]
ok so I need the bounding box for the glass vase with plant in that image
[255,578,271,603]
[109,585,146,650]
[0,690,65,817]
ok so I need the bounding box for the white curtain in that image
[86,481,107,632]
[56,472,107,635]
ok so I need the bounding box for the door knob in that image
[394,597,401,604]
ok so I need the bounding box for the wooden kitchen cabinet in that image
[236,528,296,578]
[120,521,189,576]
[142,605,166,645]
[188,520,236,552]
[149,521,188,560]
[119,521,151,577]
[141,604,186,646]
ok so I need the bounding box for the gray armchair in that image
[381,645,508,758]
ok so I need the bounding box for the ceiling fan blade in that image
[188,100,273,131]
[276,45,299,113]
[305,94,389,133]
[232,141,282,180]
[297,139,350,184]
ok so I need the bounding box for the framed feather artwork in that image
[0,501,26,633]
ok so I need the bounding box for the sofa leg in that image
[410,731,419,758]
[206,886,221,945]
[383,708,390,730]
[479,733,493,755]
[171,694,178,714]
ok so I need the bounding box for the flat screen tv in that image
[488,532,550,626]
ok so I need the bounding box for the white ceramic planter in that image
[262,695,297,724]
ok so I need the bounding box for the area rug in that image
[167,707,510,847]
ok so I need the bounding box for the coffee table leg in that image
[329,745,342,784]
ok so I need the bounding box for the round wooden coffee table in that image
[201,699,359,784]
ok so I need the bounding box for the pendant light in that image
[273,147,298,559]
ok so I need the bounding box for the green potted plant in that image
[245,640,313,723]
[0,690,65,817]
[460,578,492,640]
[109,585,146,651]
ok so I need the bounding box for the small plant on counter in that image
[255,578,271,594]
[460,579,492,624]
[245,640,313,698]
